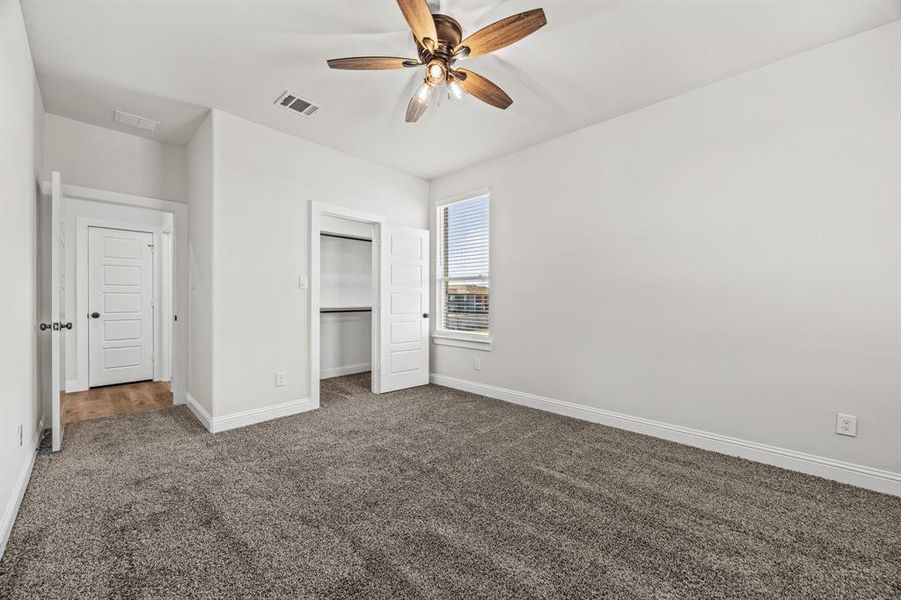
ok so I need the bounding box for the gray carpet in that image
[1,374,899,599]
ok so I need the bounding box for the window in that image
[435,193,491,348]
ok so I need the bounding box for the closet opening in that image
[309,201,430,410]
[319,225,374,384]
[309,203,385,409]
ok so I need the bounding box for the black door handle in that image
[422,313,429,318]
[90,312,100,319]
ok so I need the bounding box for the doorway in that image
[309,202,430,409]
[66,218,175,425]
[58,224,176,426]
[42,174,188,449]
[319,227,374,380]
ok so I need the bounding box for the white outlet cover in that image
[298,276,309,289]
[275,371,287,387]
[835,413,857,437]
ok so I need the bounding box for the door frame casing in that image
[309,201,386,409]
[49,172,64,451]
[47,182,189,405]
[83,222,163,387]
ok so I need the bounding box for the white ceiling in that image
[22,0,901,179]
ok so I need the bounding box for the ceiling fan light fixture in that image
[414,80,434,102]
[426,59,446,85]
[447,78,465,102]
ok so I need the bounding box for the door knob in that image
[90,312,100,319]
[422,313,429,318]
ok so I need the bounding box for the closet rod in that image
[320,232,372,243]
[320,308,372,313]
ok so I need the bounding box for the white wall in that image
[1,0,45,556]
[320,235,372,309]
[320,312,372,379]
[210,111,428,417]
[44,113,187,203]
[430,22,901,476]
[186,111,214,414]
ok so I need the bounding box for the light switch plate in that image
[298,276,309,289]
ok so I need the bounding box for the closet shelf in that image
[320,232,372,243]
[320,306,372,313]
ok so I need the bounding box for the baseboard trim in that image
[321,362,371,380]
[212,398,316,433]
[185,393,316,433]
[184,393,213,431]
[430,374,901,497]
[65,379,88,393]
[0,418,44,560]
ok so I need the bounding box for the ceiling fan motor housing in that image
[417,13,463,64]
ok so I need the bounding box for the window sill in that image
[432,333,493,351]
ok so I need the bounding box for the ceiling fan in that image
[327,0,547,123]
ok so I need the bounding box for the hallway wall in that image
[44,113,187,203]
[0,0,46,557]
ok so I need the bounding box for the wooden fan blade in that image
[396,0,438,49]
[454,8,546,58]
[327,57,421,70]
[455,68,512,109]
[405,94,430,123]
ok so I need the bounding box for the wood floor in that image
[62,381,173,424]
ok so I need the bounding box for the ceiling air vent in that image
[113,109,160,132]
[275,91,320,118]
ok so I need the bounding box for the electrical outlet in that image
[275,371,287,387]
[473,358,481,371]
[835,413,857,437]
[18,424,23,448]
[298,276,309,289]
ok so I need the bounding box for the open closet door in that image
[378,225,429,392]
[48,171,68,451]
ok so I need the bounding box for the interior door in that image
[48,172,67,451]
[378,225,429,392]
[88,227,154,387]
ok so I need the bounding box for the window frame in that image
[433,189,493,351]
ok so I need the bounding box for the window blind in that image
[437,195,489,334]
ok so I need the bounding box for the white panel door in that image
[88,227,154,387]
[379,225,429,392]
